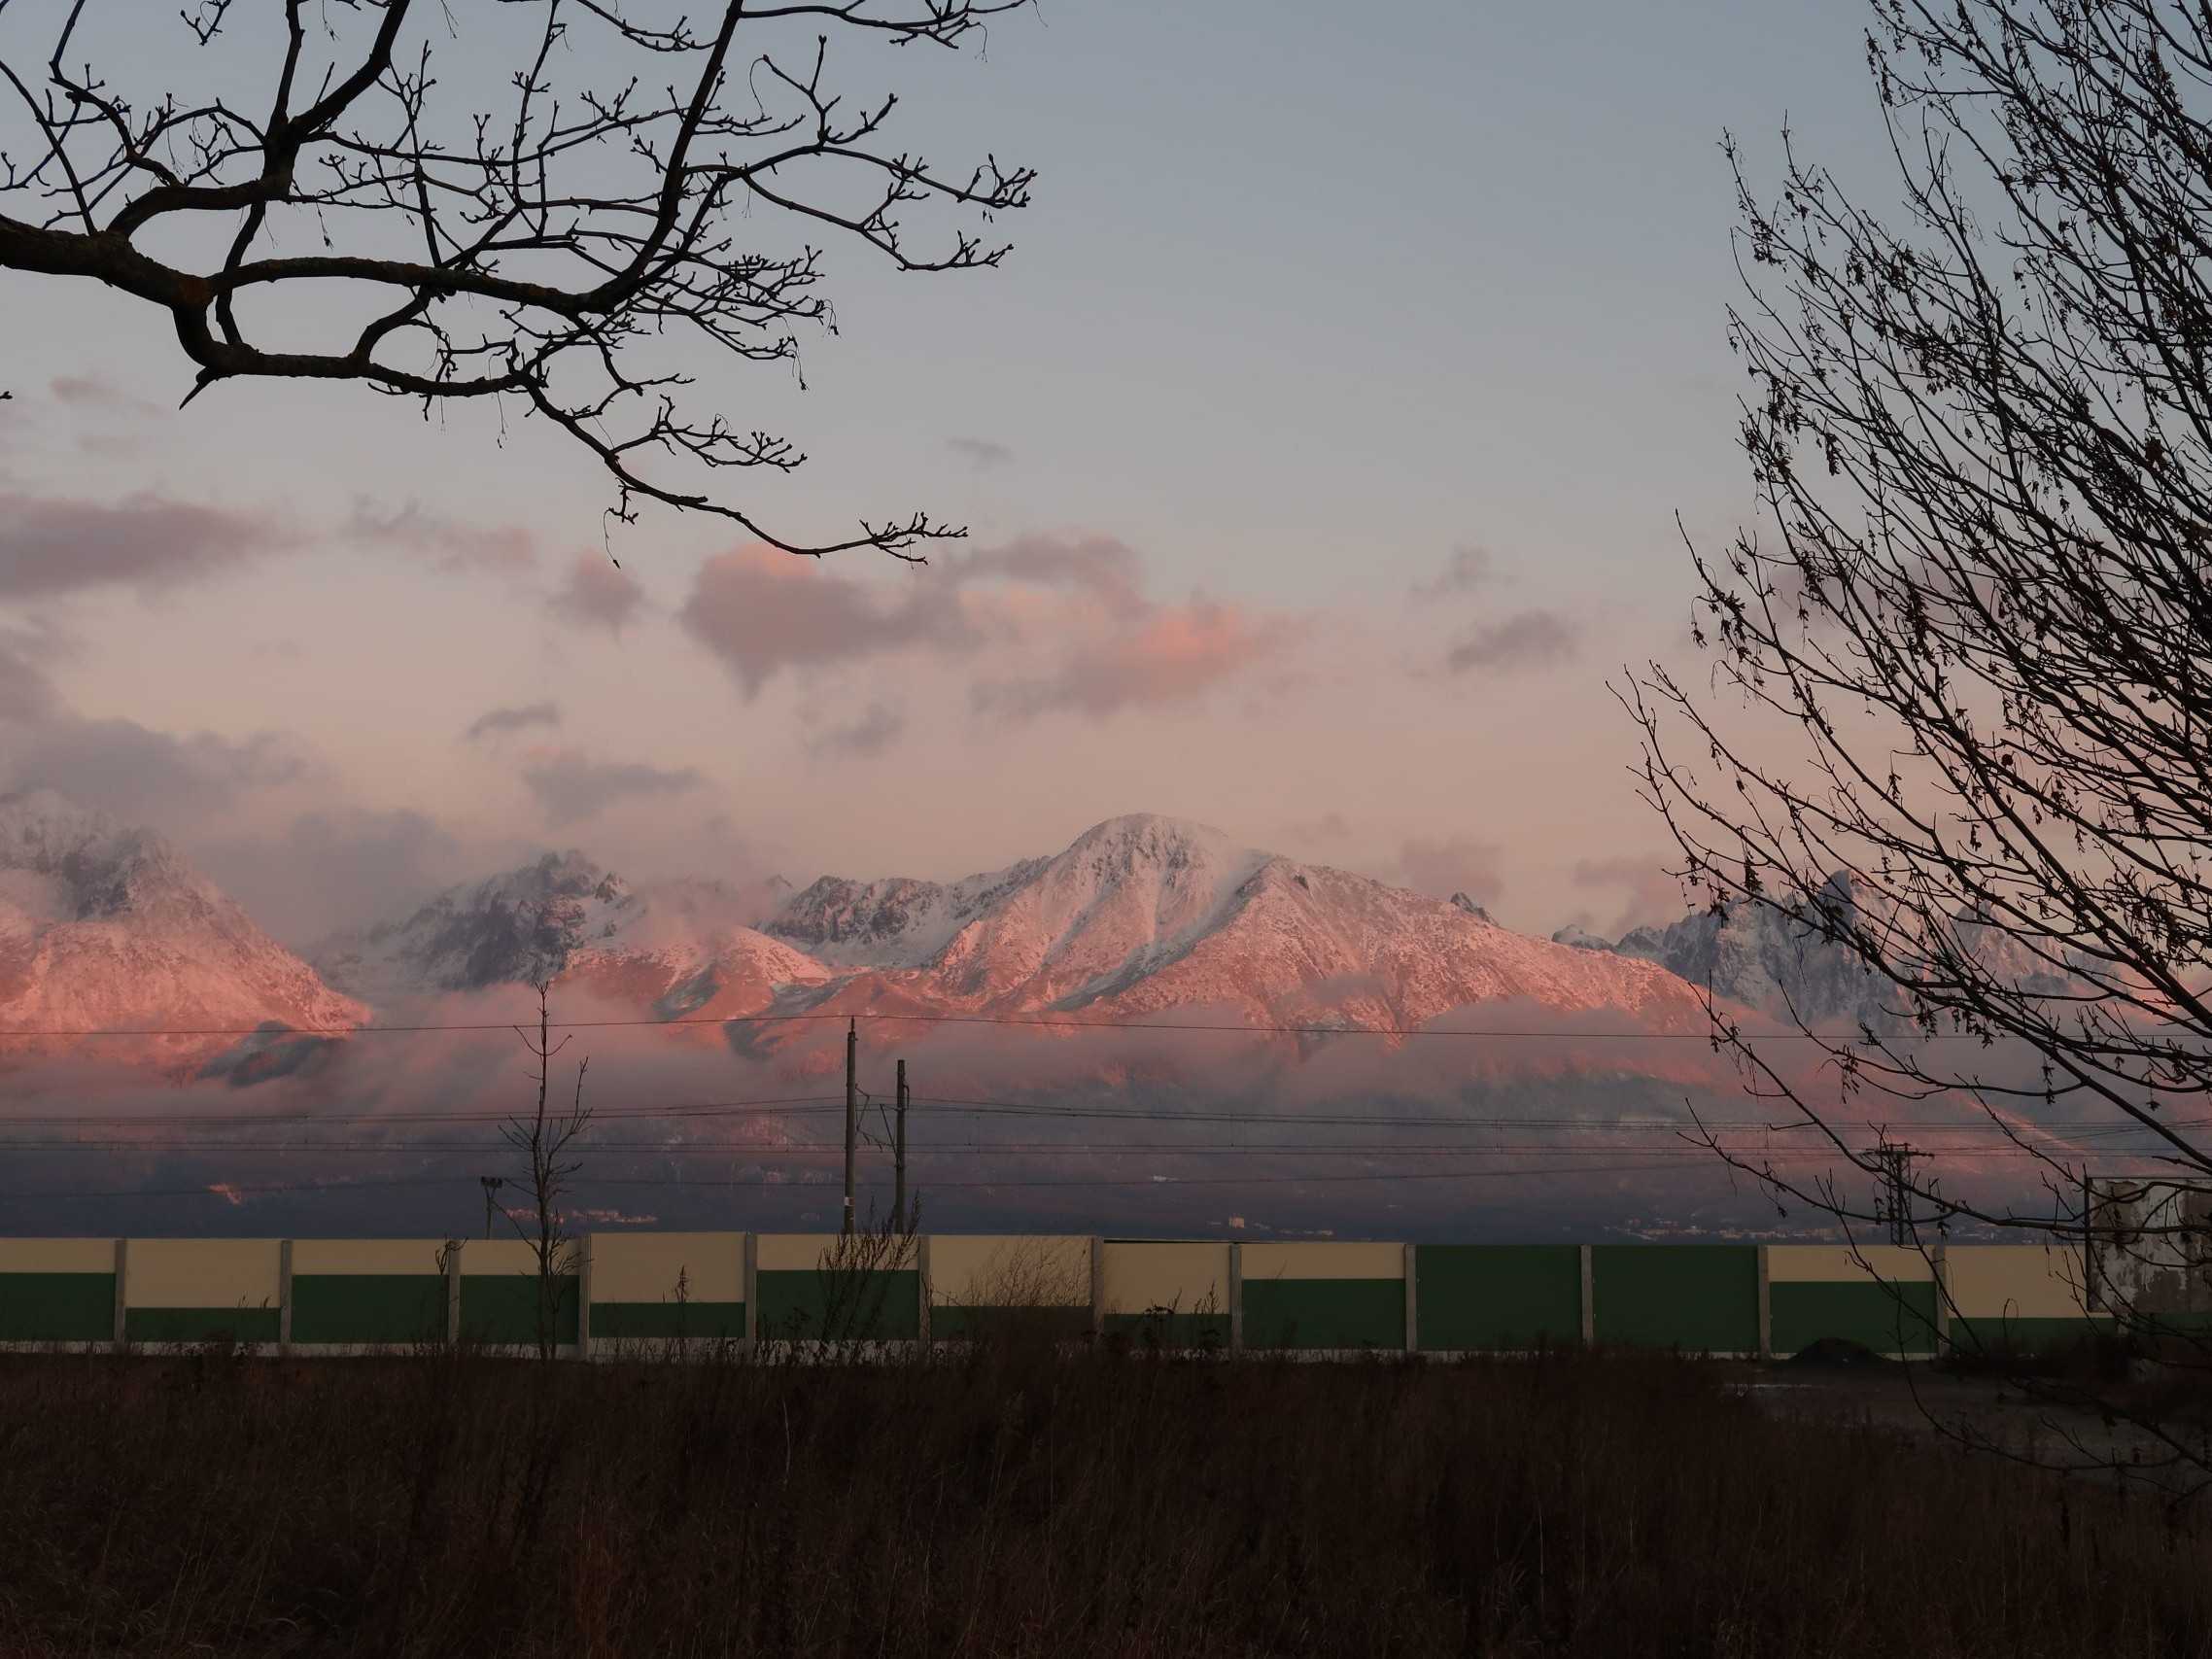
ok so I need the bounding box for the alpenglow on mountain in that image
[0,789,363,1061]
[1,796,1781,1065]
[309,812,1718,1037]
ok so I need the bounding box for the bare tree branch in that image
[1628,0,2212,1483]
[0,0,1036,561]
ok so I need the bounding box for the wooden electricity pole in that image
[844,1019,858,1237]
[894,1057,909,1231]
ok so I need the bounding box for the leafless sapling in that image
[502,977,592,1363]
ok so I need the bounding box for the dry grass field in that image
[0,1339,2207,1657]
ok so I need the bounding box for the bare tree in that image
[503,977,591,1363]
[1623,0,2212,1482]
[0,0,1034,558]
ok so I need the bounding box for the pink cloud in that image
[678,543,975,698]
[680,534,1292,720]
[548,553,645,634]
[973,600,1279,718]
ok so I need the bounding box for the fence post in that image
[278,1238,294,1358]
[1755,1243,1772,1362]
[916,1232,932,1350]
[1089,1235,1105,1342]
[1227,1241,1243,1357]
[1578,1244,1595,1346]
[575,1235,593,1364]
[445,1239,463,1346]
[743,1232,758,1350]
[1403,1242,1419,1355]
[111,1237,127,1356]
[1932,1239,1951,1357]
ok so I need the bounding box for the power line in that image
[1,1094,2193,1134]
[0,1161,1815,1203]
[0,1008,2057,1041]
[8,1156,2196,1206]
[0,1138,2169,1159]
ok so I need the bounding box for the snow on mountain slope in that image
[308,812,1741,1038]
[1590,867,2088,1032]
[1013,837,1714,1032]
[313,852,821,1015]
[766,860,1047,968]
[758,813,1720,1034]
[0,790,363,1056]
[922,815,1271,1002]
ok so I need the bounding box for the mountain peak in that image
[0,794,362,1054]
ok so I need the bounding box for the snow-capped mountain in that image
[5,800,1733,1064]
[1607,895,1887,1029]
[311,851,813,1013]
[759,813,1714,1033]
[767,860,1048,969]
[0,790,363,1060]
[1569,871,2079,1031]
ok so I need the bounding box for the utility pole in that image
[894,1056,909,1231]
[1872,1139,1921,1246]
[844,1018,858,1237]
[479,1175,504,1239]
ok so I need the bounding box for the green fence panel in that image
[459,1274,579,1346]
[292,1274,448,1345]
[755,1268,920,1340]
[1770,1279,1940,1357]
[1590,1246,1759,1353]
[1101,1310,1230,1350]
[1416,1245,1582,1351]
[0,1273,115,1343]
[1951,1313,2113,1355]
[1243,1278,1404,1350]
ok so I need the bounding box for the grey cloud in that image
[547,553,645,633]
[195,808,468,944]
[0,717,309,822]
[947,533,1146,615]
[0,490,286,599]
[1413,544,1495,600]
[463,702,563,743]
[520,750,704,826]
[947,435,1014,469]
[344,500,536,574]
[1444,608,1579,673]
[807,702,905,759]
[0,630,55,721]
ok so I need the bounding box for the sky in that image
[0,0,1899,948]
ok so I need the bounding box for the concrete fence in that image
[0,1234,2107,1360]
